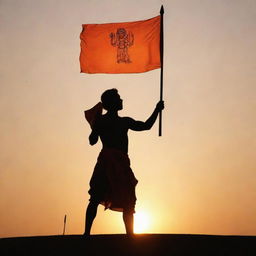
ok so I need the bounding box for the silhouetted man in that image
[84,89,164,236]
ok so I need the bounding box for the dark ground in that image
[1,234,255,256]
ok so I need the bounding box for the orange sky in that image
[0,0,256,238]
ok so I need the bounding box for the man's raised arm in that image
[128,101,164,131]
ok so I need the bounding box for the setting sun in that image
[134,211,151,234]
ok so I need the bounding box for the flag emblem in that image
[109,28,134,64]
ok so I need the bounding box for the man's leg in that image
[123,208,134,236]
[84,200,99,236]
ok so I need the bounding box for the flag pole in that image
[159,5,164,136]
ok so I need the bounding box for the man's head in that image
[101,89,123,111]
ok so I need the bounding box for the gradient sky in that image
[1,0,256,238]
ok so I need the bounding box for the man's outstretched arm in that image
[128,101,164,131]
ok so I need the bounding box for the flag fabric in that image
[80,16,160,74]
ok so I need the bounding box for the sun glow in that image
[134,211,151,234]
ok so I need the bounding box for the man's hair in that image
[101,88,118,110]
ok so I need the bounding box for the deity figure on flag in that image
[109,28,134,63]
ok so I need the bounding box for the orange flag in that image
[80,16,160,74]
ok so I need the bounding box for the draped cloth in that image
[88,148,138,212]
[84,102,103,128]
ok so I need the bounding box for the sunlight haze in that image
[0,0,256,238]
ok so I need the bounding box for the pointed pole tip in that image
[160,5,164,14]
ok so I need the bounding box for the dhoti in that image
[88,148,138,212]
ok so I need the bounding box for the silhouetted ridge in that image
[1,234,255,256]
